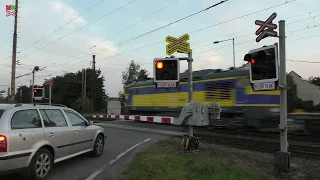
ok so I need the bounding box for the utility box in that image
[107,100,121,115]
[175,102,221,126]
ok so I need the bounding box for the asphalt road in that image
[0,126,170,180]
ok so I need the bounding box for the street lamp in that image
[213,38,235,68]
[31,66,39,103]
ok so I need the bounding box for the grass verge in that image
[120,138,279,180]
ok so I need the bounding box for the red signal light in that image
[33,89,37,93]
[251,58,256,64]
[156,61,163,69]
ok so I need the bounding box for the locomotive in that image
[123,67,281,130]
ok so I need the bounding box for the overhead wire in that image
[97,0,230,53]
[94,0,297,59]
[18,0,105,54]
[20,0,140,59]
[23,1,319,82]
[37,0,230,72]
[40,0,181,71]
[91,0,181,49]
[35,0,301,71]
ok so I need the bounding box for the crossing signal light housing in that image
[33,88,44,100]
[244,44,279,84]
[153,58,180,83]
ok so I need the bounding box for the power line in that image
[91,0,181,49]
[189,0,297,34]
[98,0,230,53]
[27,1,314,78]
[30,0,300,71]
[21,0,140,59]
[95,0,296,56]
[54,19,320,73]
[18,0,104,54]
[287,59,320,63]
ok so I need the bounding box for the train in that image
[123,67,281,131]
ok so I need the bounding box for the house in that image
[288,71,320,106]
[241,64,320,105]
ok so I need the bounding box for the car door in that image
[9,109,47,154]
[39,109,74,159]
[63,109,95,154]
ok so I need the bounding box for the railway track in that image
[196,133,320,160]
[195,127,320,143]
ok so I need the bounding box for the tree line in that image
[11,68,107,113]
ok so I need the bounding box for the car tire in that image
[29,148,53,180]
[90,135,104,157]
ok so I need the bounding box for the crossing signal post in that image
[244,44,279,91]
[251,14,290,173]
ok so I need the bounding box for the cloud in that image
[0,0,118,94]
[51,1,85,24]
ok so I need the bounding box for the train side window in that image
[127,88,132,94]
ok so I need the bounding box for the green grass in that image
[120,138,279,180]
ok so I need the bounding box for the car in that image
[0,103,106,180]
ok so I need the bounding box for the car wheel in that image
[90,135,104,157]
[29,148,53,180]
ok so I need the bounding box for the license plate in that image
[253,82,276,91]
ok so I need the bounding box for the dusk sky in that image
[0,0,319,96]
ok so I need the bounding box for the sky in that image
[0,0,319,97]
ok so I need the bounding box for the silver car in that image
[0,103,106,180]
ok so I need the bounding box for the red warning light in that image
[156,61,163,69]
[33,89,37,93]
[251,58,256,64]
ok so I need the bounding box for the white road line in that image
[85,138,151,180]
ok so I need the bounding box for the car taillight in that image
[0,135,7,152]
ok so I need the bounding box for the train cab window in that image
[236,77,250,88]
[127,88,132,94]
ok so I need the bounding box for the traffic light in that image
[153,58,180,82]
[244,44,279,84]
[33,88,44,100]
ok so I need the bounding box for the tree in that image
[309,76,320,87]
[0,90,6,103]
[15,85,32,103]
[51,68,107,112]
[122,60,149,86]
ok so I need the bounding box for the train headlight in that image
[269,108,280,113]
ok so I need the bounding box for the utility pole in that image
[232,38,235,68]
[92,55,96,110]
[20,89,22,102]
[187,50,193,137]
[10,0,19,103]
[84,69,87,99]
[82,69,84,99]
[7,88,10,103]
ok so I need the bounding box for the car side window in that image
[11,109,42,129]
[64,110,86,126]
[40,109,68,127]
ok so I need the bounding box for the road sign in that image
[44,79,53,86]
[156,82,177,88]
[253,82,276,91]
[166,34,190,55]
[255,13,278,42]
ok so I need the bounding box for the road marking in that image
[85,138,151,180]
